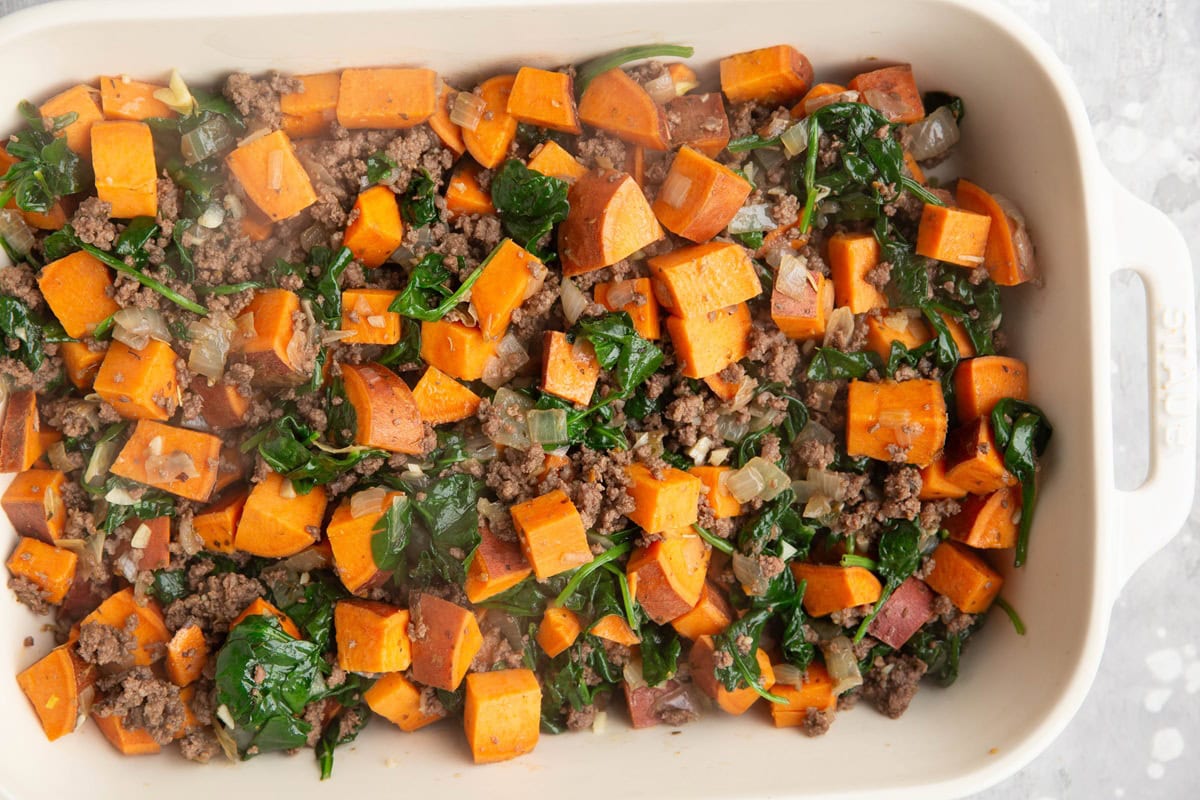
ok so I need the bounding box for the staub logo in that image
[1157,306,1194,452]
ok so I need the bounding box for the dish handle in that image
[1107,176,1197,587]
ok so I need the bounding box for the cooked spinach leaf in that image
[401,169,438,228]
[0,101,83,213]
[490,159,569,256]
[242,408,385,495]
[991,398,1053,567]
[639,624,681,687]
[0,295,46,372]
[575,44,694,92]
[369,495,412,573]
[388,252,483,321]
[806,347,880,380]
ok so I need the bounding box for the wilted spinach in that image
[388,252,483,321]
[991,398,1053,566]
[0,295,47,372]
[401,169,438,228]
[242,408,385,495]
[490,159,569,256]
[842,520,922,642]
[0,101,82,213]
[369,495,412,573]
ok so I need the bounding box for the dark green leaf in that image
[0,101,83,213]
[490,159,569,256]
[401,169,438,228]
[370,495,412,573]
[727,134,781,153]
[806,348,880,380]
[271,576,345,652]
[407,473,483,584]
[147,569,189,605]
[571,311,664,392]
[991,398,1053,566]
[365,150,398,185]
[388,252,483,322]
[922,91,965,123]
[0,295,46,372]
[734,230,765,249]
[244,408,385,494]
[639,624,681,687]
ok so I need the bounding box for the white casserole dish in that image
[0,0,1195,797]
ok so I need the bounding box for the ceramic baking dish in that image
[0,0,1194,797]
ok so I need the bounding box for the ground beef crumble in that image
[862,654,928,719]
[94,666,187,745]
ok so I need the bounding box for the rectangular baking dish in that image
[0,0,1194,798]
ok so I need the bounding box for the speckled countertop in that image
[0,0,1195,797]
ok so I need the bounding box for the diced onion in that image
[42,482,62,522]
[105,485,137,506]
[85,439,118,487]
[113,307,171,351]
[780,120,810,158]
[904,105,961,161]
[450,91,486,131]
[775,251,812,300]
[714,414,749,443]
[197,202,226,229]
[773,663,804,688]
[116,551,139,583]
[487,387,533,448]
[130,523,152,549]
[803,493,832,518]
[146,451,199,482]
[823,636,864,695]
[726,203,777,236]
[623,658,647,691]
[481,333,529,390]
[688,435,713,466]
[726,465,764,503]
[181,116,233,165]
[0,209,35,258]
[464,430,498,462]
[178,517,204,557]
[642,72,676,105]
[745,457,791,501]
[560,278,589,326]
[187,316,236,380]
[753,147,785,172]
[477,497,508,531]
[803,89,860,116]
[47,441,72,472]
[350,486,387,519]
[708,446,731,466]
[822,306,854,348]
[795,420,835,447]
[659,172,692,209]
[278,479,297,499]
[733,551,770,596]
[592,710,608,735]
[526,408,568,446]
[152,69,196,115]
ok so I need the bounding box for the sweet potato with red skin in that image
[866,577,936,648]
[192,490,244,554]
[666,301,752,379]
[2,469,67,544]
[648,241,761,317]
[463,75,518,169]
[82,587,169,666]
[326,491,405,595]
[231,597,302,638]
[365,672,446,732]
[6,536,76,604]
[925,541,1004,613]
[342,185,403,268]
[225,129,316,221]
[335,599,412,673]
[190,376,252,430]
[591,614,641,646]
[165,624,208,688]
[625,463,702,534]
[507,67,581,134]
[40,85,103,157]
[110,420,222,502]
[946,488,1021,549]
[865,311,931,362]
[672,581,734,640]
[340,288,402,345]
[235,472,326,558]
[17,645,95,741]
[91,120,157,218]
[848,64,925,123]
[830,232,888,313]
[956,179,1035,286]
[771,272,833,342]
[943,417,1017,494]
[918,457,968,500]
[624,678,686,729]
[99,76,175,121]
[653,148,752,243]
[578,68,670,150]
[916,204,991,268]
[234,289,306,386]
[0,392,41,473]
[445,161,495,216]
[845,379,948,466]
[790,563,883,617]
[689,466,742,518]
[412,366,481,426]
[472,239,542,340]
[536,607,582,658]
[510,489,593,579]
[594,278,661,340]
[627,531,711,624]
[341,362,424,455]
[410,594,483,691]
[463,668,541,763]
[541,331,601,406]
[465,523,533,603]
[719,45,814,105]
[336,68,437,130]
[770,662,836,726]
[419,319,498,381]
[527,140,586,183]
[37,251,120,339]
[560,169,663,276]
[279,72,340,138]
[954,356,1030,422]
[666,93,731,157]
[430,81,466,157]
[690,636,775,715]
[94,339,179,421]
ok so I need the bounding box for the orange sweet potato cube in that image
[364,672,446,732]
[771,272,834,341]
[953,356,1029,422]
[465,523,533,603]
[39,84,103,157]
[336,68,437,130]
[915,204,992,268]
[37,251,120,339]
[192,490,245,553]
[536,607,582,658]
[845,379,948,466]
[790,563,883,617]
[651,148,753,243]
[510,489,593,580]
[770,662,836,727]
[917,457,968,500]
[666,302,752,379]
[410,594,483,691]
[231,597,303,639]
[507,67,581,134]
[99,75,175,121]
[829,232,888,314]
[326,491,405,595]
[689,637,775,715]
[445,161,496,217]
[280,72,341,138]
[0,391,41,473]
[924,541,1003,613]
[648,240,761,317]
[419,319,498,381]
[527,140,586,183]
[60,341,107,391]
[17,645,95,741]
[591,613,641,646]
[234,289,306,386]
[472,239,542,340]
[943,417,1017,494]
[594,277,661,340]
[627,530,711,624]
[93,339,179,421]
[234,472,326,558]
[165,624,208,688]
[340,362,424,455]
[225,129,316,221]
[430,81,466,157]
[335,599,412,674]
[1,469,66,543]
[946,488,1021,549]
[190,376,252,430]
[94,711,161,755]
[412,365,481,426]
[110,420,222,502]
[6,536,76,604]
[81,587,169,666]
[719,45,814,105]
[541,331,601,406]
[848,64,925,124]
[91,120,157,218]
[666,93,731,158]
[625,463,701,534]
[463,668,541,764]
[671,581,734,640]
[343,185,403,268]
[559,169,664,277]
[689,466,742,518]
[865,310,932,361]
[340,288,401,345]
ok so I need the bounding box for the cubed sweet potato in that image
[335,599,412,674]
[463,668,541,763]
[419,319,498,381]
[594,278,661,340]
[578,68,669,150]
[865,310,931,362]
[953,356,1030,422]
[527,140,586,183]
[535,606,582,658]
[541,331,600,406]
[225,129,316,221]
[340,288,402,346]
[559,169,663,276]
[110,420,222,502]
[627,531,711,624]
[39,84,103,157]
[280,72,341,138]
[689,636,775,715]
[0,391,41,474]
[625,463,701,533]
[943,417,1017,494]
[623,678,686,729]
[365,672,446,732]
[341,362,424,455]
[326,490,406,595]
[465,523,533,603]
[845,379,948,466]
[445,161,495,216]
[231,597,302,639]
[590,613,641,646]
[848,64,924,123]
[91,120,157,218]
[507,67,581,134]
[829,232,888,313]
[234,472,326,558]
[471,238,542,340]
[510,489,592,580]
[17,644,95,741]
[770,662,836,727]
[956,178,1035,286]
[6,536,76,604]
[665,302,751,379]
[719,45,813,105]
[60,341,107,391]
[336,68,437,130]
[771,272,834,341]
[37,251,120,339]
[93,339,179,421]
[191,490,245,554]
[924,541,1003,613]
[99,75,175,121]
[190,376,252,430]
[410,593,483,691]
[915,204,991,268]
[671,581,734,640]
[946,488,1021,549]
[165,624,208,688]
[81,587,169,666]
[430,81,466,157]
[689,466,742,518]
[463,75,518,169]
[233,289,307,386]
[666,93,731,157]
[412,365,482,426]
[790,563,883,617]
[648,241,761,317]
[917,457,968,500]
[343,185,403,268]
